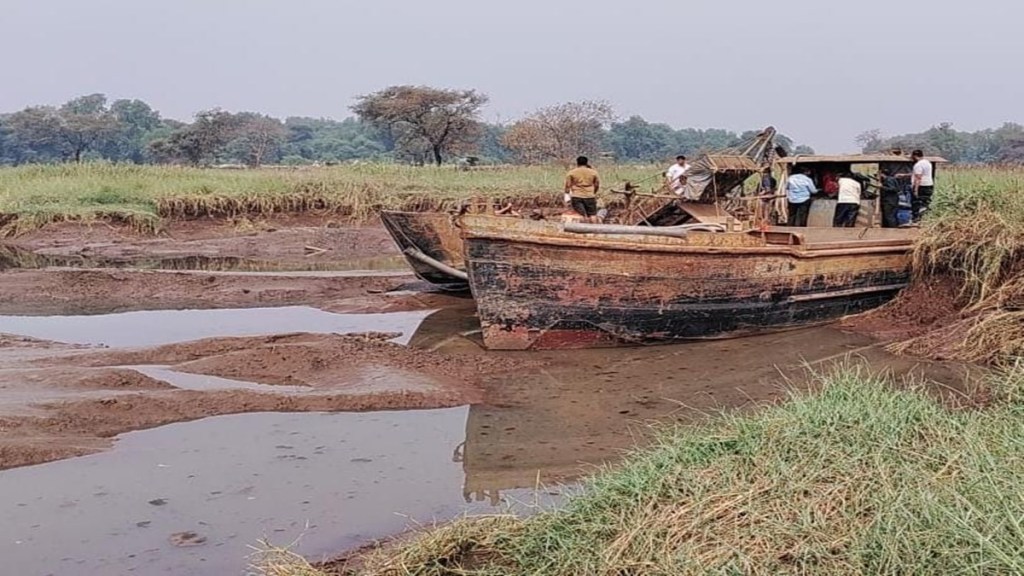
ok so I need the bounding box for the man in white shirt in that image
[910,149,934,222]
[665,155,690,195]
[833,172,862,227]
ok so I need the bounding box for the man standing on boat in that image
[910,150,934,222]
[565,156,601,222]
[833,172,862,227]
[878,167,902,228]
[665,155,690,195]
[786,166,817,227]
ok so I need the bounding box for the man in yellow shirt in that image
[564,155,600,222]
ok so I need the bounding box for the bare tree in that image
[233,113,287,167]
[352,85,488,165]
[502,101,614,164]
[855,129,885,153]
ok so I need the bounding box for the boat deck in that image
[759,226,919,249]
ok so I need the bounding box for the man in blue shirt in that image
[786,166,817,227]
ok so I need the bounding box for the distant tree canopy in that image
[37,88,1024,169]
[857,122,1024,164]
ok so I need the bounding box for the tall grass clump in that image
[258,364,1024,576]
[890,168,1024,364]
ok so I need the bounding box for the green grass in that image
[0,163,658,234]
[255,363,1024,576]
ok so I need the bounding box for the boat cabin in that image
[773,153,947,227]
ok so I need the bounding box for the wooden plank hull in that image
[461,216,916,350]
[380,211,468,291]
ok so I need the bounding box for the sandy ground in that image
[0,330,538,470]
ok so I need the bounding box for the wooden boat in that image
[460,215,917,350]
[381,128,781,291]
[379,210,468,291]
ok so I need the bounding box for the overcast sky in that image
[4,0,1021,152]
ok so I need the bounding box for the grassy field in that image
[0,163,658,234]
[256,364,1024,576]
[1,162,1022,235]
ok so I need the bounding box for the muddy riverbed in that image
[0,220,980,575]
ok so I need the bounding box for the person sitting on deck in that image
[833,172,862,227]
[665,155,691,195]
[564,156,601,223]
[786,166,817,227]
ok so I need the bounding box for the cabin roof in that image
[774,154,948,165]
[702,154,764,171]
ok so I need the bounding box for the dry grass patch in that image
[890,175,1024,364]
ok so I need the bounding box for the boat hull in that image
[380,211,468,291]
[461,216,915,350]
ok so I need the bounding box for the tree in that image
[5,107,64,161]
[608,116,675,162]
[149,109,240,166]
[921,122,967,162]
[352,85,488,165]
[56,94,118,162]
[228,113,287,166]
[280,117,388,163]
[856,129,885,153]
[502,100,614,164]
[5,94,118,163]
[476,123,512,163]
[105,99,163,162]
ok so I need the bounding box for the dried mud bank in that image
[841,276,963,343]
[6,217,400,264]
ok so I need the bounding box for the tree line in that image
[16,85,1017,168]
[857,122,1024,164]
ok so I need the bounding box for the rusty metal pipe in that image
[564,223,725,238]
[402,247,469,281]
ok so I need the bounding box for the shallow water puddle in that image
[0,306,435,347]
[124,366,312,393]
[0,408,550,576]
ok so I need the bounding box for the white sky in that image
[4,0,1022,152]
